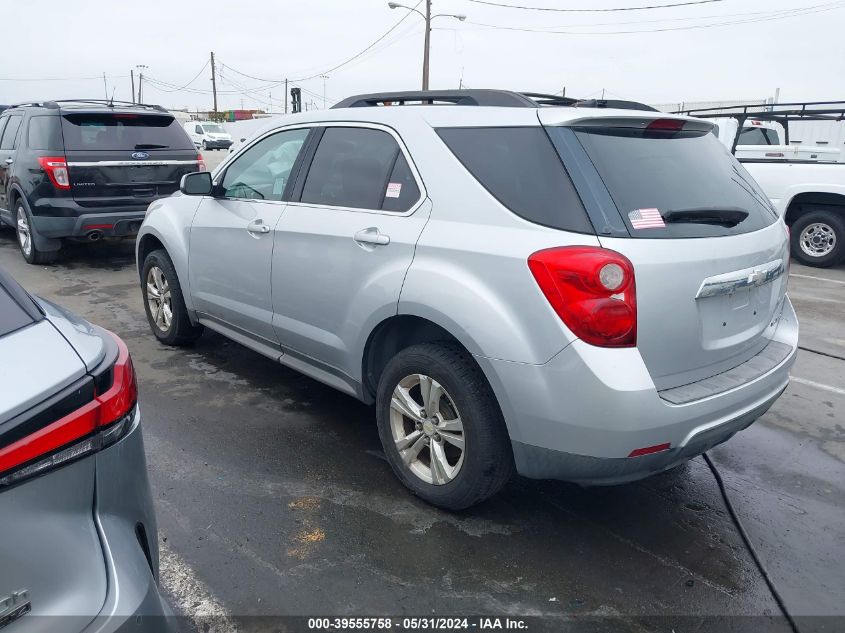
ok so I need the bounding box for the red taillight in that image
[0,331,137,485]
[37,156,71,190]
[646,118,685,132]
[628,442,671,458]
[528,246,637,348]
[198,153,207,171]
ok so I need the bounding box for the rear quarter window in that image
[60,113,194,151]
[27,115,63,150]
[436,127,593,233]
[0,115,22,150]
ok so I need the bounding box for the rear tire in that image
[141,249,203,346]
[16,202,58,265]
[790,208,845,267]
[376,343,513,510]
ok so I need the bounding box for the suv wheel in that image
[201,140,208,151]
[376,343,513,510]
[791,208,845,267]
[142,249,204,345]
[16,203,58,265]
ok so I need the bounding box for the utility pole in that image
[130,70,135,103]
[210,51,218,113]
[422,0,432,90]
[138,73,143,103]
[320,75,328,109]
[102,73,108,99]
[285,78,288,113]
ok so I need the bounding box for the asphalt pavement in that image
[0,196,842,631]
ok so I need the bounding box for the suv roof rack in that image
[46,99,169,112]
[332,89,657,112]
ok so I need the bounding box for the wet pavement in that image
[1,223,842,631]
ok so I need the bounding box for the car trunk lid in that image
[542,112,788,389]
[61,110,200,208]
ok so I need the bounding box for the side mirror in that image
[180,171,213,196]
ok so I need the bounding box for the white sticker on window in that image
[385,182,402,198]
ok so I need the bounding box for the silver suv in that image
[136,90,798,509]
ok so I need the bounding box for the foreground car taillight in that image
[37,156,71,190]
[528,246,637,348]
[0,331,137,487]
[197,152,207,172]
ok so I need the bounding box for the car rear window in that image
[436,127,593,233]
[567,126,778,238]
[738,127,779,145]
[60,113,193,151]
[28,115,63,150]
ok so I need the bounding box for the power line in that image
[145,60,210,93]
[0,74,129,81]
[464,0,724,12]
[466,1,843,34]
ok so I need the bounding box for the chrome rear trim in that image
[695,258,785,299]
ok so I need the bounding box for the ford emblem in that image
[131,151,150,160]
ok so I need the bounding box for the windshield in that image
[203,124,225,134]
[566,126,778,238]
[60,113,194,150]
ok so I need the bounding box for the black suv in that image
[0,100,203,263]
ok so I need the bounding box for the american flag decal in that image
[628,208,665,229]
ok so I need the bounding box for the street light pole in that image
[388,2,465,91]
[321,74,329,109]
[422,0,431,90]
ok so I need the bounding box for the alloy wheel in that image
[146,266,173,332]
[16,206,32,257]
[799,222,836,258]
[389,374,465,485]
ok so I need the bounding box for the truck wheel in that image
[790,209,845,267]
[376,343,513,510]
[141,249,204,346]
[16,202,58,265]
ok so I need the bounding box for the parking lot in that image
[1,146,843,632]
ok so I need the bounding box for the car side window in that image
[0,118,8,145]
[28,116,62,150]
[195,125,203,134]
[300,127,416,211]
[221,128,309,201]
[0,115,22,150]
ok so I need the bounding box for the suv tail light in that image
[528,246,637,348]
[0,331,138,487]
[197,153,207,171]
[37,156,71,190]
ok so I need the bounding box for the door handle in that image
[354,227,390,246]
[247,220,270,235]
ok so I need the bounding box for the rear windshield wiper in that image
[662,207,749,227]
[134,143,169,149]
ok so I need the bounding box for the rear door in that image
[189,126,311,343]
[61,111,199,209]
[271,124,430,377]
[0,276,107,631]
[542,112,788,390]
[0,113,23,211]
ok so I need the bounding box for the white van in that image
[183,121,233,151]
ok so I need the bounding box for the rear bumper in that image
[199,139,232,149]
[32,211,147,239]
[476,296,799,485]
[87,408,175,632]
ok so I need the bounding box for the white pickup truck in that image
[682,102,845,268]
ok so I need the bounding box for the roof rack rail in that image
[332,90,538,109]
[674,100,845,121]
[333,89,660,112]
[44,99,169,112]
[8,101,53,109]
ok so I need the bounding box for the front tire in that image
[16,202,58,265]
[376,343,513,510]
[201,140,208,151]
[141,249,203,345]
[790,209,845,267]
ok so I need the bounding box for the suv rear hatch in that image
[540,111,789,390]
[61,110,199,208]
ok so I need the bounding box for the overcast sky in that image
[4,0,844,112]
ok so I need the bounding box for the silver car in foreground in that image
[137,90,798,509]
[0,267,172,631]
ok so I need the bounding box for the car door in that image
[271,124,430,381]
[0,114,23,212]
[189,126,310,344]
